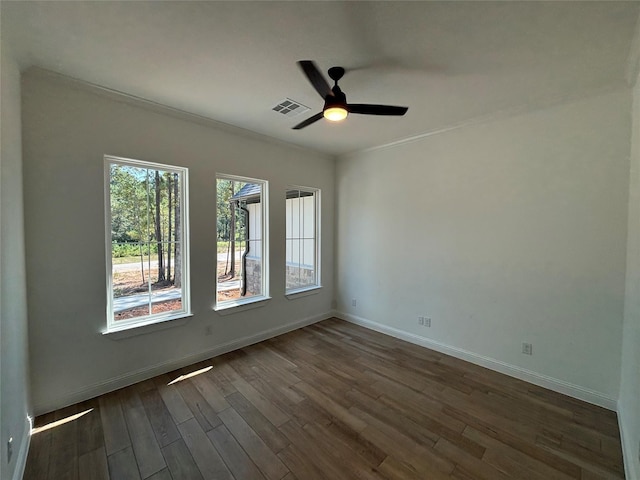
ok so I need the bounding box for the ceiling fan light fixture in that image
[292,61,408,130]
[324,106,348,122]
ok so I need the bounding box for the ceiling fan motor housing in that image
[324,87,347,111]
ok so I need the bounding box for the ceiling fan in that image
[292,60,409,130]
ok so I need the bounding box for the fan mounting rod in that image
[327,66,345,84]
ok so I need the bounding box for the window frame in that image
[285,185,321,296]
[104,155,191,333]
[214,173,270,311]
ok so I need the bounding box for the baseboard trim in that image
[12,416,31,480]
[34,312,332,415]
[337,312,617,411]
[618,400,639,480]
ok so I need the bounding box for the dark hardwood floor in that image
[23,318,625,479]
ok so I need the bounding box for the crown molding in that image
[22,67,334,160]
[340,81,629,159]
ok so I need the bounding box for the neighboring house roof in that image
[231,183,261,204]
[286,189,314,199]
[231,184,314,203]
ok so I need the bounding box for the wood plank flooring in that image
[23,318,626,479]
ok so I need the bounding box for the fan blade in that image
[292,112,324,130]
[298,61,333,99]
[348,104,408,116]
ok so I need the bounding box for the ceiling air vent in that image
[272,98,310,117]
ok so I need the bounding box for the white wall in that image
[22,70,335,414]
[336,89,631,406]
[0,43,31,479]
[620,75,640,479]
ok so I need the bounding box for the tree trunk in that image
[166,173,172,283]
[154,171,165,282]
[230,200,236,278]
[133,202,145,285]
[138,242,145,285]
[173,173,181,288]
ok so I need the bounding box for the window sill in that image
[214,296,271,316]
[102,312,193,339]
[285,285,322,300]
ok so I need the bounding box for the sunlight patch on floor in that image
[31,409,94,435]
[167,365,213,385]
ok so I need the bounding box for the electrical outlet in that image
[351,299,357,307]
[424,317,431,327]
[522,342,533,355]
[7,437,12,464]
[418,316,424,325]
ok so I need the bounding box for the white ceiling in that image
[3,1,639,156]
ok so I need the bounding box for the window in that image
[286,187,320,293]
[105,156,190,331]
[216,174,268,307]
